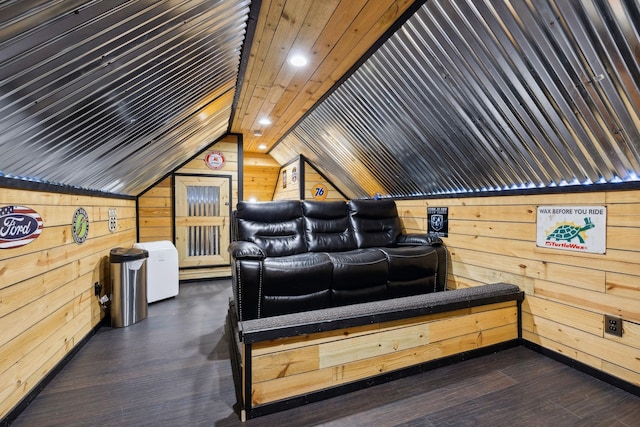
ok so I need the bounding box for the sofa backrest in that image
[348,199,402,248]
[302,200,356,252]
[234,201,307,256]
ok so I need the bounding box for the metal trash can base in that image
[110,247,149,327]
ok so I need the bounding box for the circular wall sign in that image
[204,151,225,170]
[72,207,89,244]
[311,183,328,200]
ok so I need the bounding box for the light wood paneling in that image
[138,178,173,242]
[137,135,241,280]
[244,153,280,202]
[271,157,346,202]
[272,162,300,201]
[233,0,417,153]
[397,189,640,388]
[246,301,518,407]
[14,282,640,426]
[303,164,345,202]
[0,187,136,419]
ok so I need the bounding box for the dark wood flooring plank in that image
[10,280,640,427]
[313,370,518,426]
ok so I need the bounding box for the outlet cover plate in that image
[604,314,623,337]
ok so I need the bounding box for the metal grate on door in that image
[186,186,220,256]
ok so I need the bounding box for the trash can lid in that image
[110,247,149,263]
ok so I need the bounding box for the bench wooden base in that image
[227,283,523,420]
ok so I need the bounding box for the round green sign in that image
[72,207,89,244]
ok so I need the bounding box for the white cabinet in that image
[133,241,179,303]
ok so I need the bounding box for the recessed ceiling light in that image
[253,130,263,137]
[258,143,267,150]
[288,54,308,67]
[258,118,272,126]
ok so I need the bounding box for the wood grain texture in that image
[272,162,300,201]
[397,188,640,388]
[269,157,347,201]
[248,303,518,406]
[0,187,136,419]
[9,281,640,426]
[244,153,280,201]
[233,0,417,153]
[137,135,240,280]
[303,163,346,202]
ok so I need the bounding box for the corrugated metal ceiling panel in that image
[272,0,640,199]
[0,0,249,195]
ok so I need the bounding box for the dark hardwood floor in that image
[10,280,640,426]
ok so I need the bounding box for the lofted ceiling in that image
[1,0,639,198]
[0,0,250,195]
[0,0,416,196]
[273,0,640,198]
[231,0,418,152]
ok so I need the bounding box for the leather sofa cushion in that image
[327,249,388,306]
[387,277,437,298]
[378,246,439,296]
[302,200,356,252]
[378,246,438,280]
[348,200,402,248]
[228,241,266,260]
[235,200,307,257]
[261,252,333,317]
[398,233,443,246]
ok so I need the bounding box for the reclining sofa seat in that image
[230,199,446,321]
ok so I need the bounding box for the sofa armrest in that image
[397,233,442,246]
[229,241,266,260]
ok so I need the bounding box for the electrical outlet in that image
[604,314,623,337]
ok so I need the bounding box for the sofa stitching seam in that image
[235,260,243,320]
[258,262,263,318]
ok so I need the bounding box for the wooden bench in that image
[227,283,524,421]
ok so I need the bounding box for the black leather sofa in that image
[228,199,447,321]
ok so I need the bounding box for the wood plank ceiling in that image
[232,0,418,153]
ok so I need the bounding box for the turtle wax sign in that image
[0,206,44,249]
[536,206,606,254]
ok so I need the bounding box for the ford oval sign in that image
[0,206,44,249]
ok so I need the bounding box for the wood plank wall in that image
[272,157,346,201]
[302,164,345,202]
[248,301,518,408]
[138,177,172,242]
[272,161,300,201]
[244,153,280,202]
[396,189,640,387]
[0,187,136,419]
[137,135,241,280]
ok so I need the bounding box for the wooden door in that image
[174,175,231,268]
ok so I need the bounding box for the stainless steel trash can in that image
[110,247,149,327]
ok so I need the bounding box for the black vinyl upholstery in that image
[235,200,306,257]
[347,199,403,248]
[261,252,333,317]
[229,199,447,320]
[302,200,356,252]
[327,248,389,306]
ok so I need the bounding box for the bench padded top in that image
[239,283,523,343]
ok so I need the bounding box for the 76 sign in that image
[312,183,328,200]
